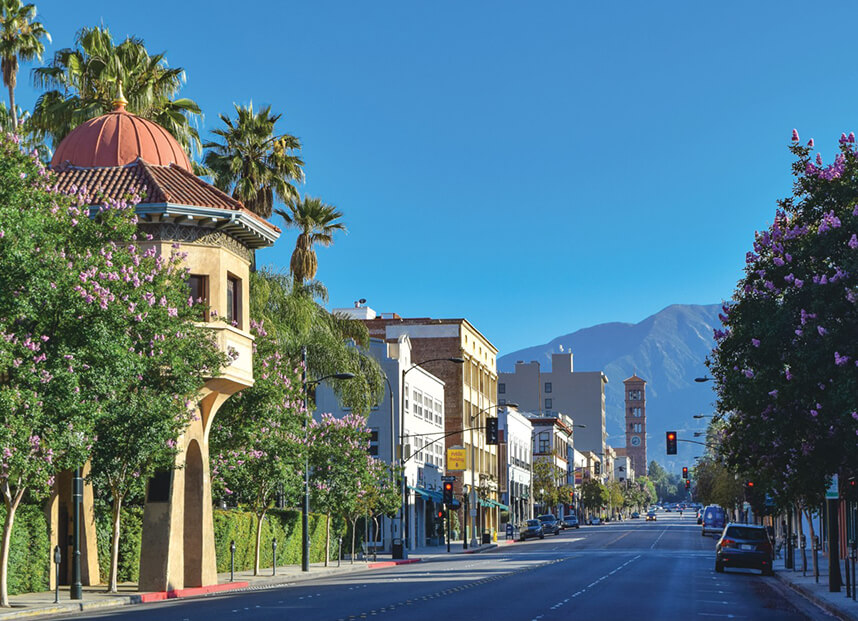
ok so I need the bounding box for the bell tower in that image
[623,375,647,476]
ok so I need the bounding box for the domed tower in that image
[49,96,279,592]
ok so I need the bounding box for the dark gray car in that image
[537,513,561,535]
[715,523,774,575]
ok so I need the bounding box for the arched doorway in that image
[184,440,204,587]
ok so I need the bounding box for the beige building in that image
[49,97,276,591]
[364,314,502,544]
[499,353,607,457]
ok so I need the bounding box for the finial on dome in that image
[112,78,128,111]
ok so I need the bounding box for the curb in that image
[366,559,422,569]
[774,571,858,621]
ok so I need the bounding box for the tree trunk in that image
[797,505,807,572]
[7,82,16,130]
[804,507,818,578]
[324,513,330,567]
[108,494,124,592]
[253,511,266,576]
[350,518,357,565]
[0,486,24,607]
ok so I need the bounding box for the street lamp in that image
[301,345,355,572]
[466,402,517,548]
[395,356,464,559]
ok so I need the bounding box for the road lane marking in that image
[650,527,669,549]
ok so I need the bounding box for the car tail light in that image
[720,539,735,548]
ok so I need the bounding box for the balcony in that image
[205,322,254,388]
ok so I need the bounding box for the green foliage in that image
[532,459,562,510]
[275,196,346,284]
[0,0,49,129]
[0,503,48,595]
[708,131,858,508]
[95,504,142,584]
[32,25,202,154]
[203,102,304,219]
[647,461,684,503]
[579,479,609,512]
[212,508,336,571]
[250,269,384,414]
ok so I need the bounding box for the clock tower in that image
[623,374,647,476]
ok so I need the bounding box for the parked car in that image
[519,519,545,541]
[631,512,640,519]
[562,515,580,529]
[646,510,657,521]
[537,514,561,535]
[701,505,727,537]
[589,516,602,525]
[715,523,774,575]
[696,509,703,525]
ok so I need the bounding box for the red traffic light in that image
[443,482,453,492]
[436,510,444,519]
[682,467,688,479]
[747,481,754,488]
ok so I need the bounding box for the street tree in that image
[579,479,609,517]
[531,459,561,513]
[0,0,48,129]
[209,318,304,575]
[707,129,858,516]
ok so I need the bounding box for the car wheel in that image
[576,525,580,529]
[715,561,724,573]
[540,534,544,539]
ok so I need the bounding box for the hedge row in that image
[0,504,50,595]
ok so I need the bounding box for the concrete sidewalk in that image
[0,540,503,620]
[774,551,858,620]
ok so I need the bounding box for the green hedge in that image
[0,504,50,595]
[95,505,143,584]
[213,508,339,572]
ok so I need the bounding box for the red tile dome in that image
[50,104,192,172]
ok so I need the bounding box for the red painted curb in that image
[139,581,250,602]
[367,558,422,569]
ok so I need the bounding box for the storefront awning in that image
[478,498,510,511]
[408,485,443,503]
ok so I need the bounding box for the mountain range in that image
[497,303,723,473]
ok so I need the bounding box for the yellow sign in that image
[447,447,467,471]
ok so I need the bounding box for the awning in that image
[478,498,510,511]
[408,486,443,503]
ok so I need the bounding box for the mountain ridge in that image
[497,303,722,472]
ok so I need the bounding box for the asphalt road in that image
[57,513,832,621]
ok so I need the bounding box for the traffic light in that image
[666,431,677,455]
[443,481,454,505]
[436,509,446,520]
[486,417,499,445]
[682,467,688,479]
[594,462,601,476]
[685,479,691,490]
[746,481,755,488]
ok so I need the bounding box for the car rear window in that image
[527,520,540,526]
[725,526,767,541]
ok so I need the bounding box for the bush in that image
[0,504,50,595]
[95,504,143,584]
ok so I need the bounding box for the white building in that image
[614,455,634,484]
[498,406,533,525]
[499,353,607,456]
[314,332,446,552]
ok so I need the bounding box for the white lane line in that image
[650,527,669,549]
[697,614,745,618]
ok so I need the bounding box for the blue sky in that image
[23,1,858,354]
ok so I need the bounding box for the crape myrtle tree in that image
[307,412,373,566]
[347,457,399,563]
[209,318,305,576]
[707,129,858,539]
[0,134,222,603]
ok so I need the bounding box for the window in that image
[434,399,443,425]
[226,275,242,326]
[369,428,379,456]
[628,389,642,400]
[413,389,423,419]
[499,382,505,394]
[538,432,550,454]
[544,382,552,394]
[630,407,642,417]
[545,398,552,410]
[187,275,209,320]
[404,384,410,415]
[633,423,642,433]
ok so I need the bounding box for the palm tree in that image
[203,102,304,218]
[275,196,346,284]
[0,0,49,129]
[31,25,201,154]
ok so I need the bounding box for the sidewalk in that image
[774,551,858,620]
[0,540,504,620]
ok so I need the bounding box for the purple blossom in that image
[808,138,814,147]
[792,129,800,142]
[835,352,850,366]
[751,338,760,347]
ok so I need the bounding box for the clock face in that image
[630,435,641,447]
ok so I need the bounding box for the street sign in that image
[447,446,467,471]
[441,475,457,482]
[826,474,839,500]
